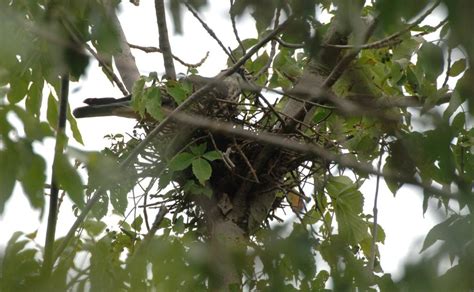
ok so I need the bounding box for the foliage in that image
[1,0,474,291]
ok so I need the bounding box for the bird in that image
[73,72,246,163]
[73,73,244,121]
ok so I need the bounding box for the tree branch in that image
[107,2,140,91]
[185,2,233,60]
[128,43,209,68]
[121,19,290,167]
[54,18,292,264]
[155,0,176,80]
[161,108,458,202]
[41,74,69,279]
[322,0,442,50]
[369,141,384,273]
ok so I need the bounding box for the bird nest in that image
[97,76,321,232]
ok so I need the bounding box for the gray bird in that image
[73,73,243,121]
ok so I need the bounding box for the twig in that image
[255,7,281,80]
[229,0,245,55]
[233,138,260,183]
[184,1,234,60]
[140,205,168,245]
[128,206,168,290]
[283,19,379,132]
[414,17,448,38]
[155,0,176,80]
[53,190,103,260]
[54,19,290,263]
[161,108,458,201]
[84,44,129,96]
[41,74,69,279]
[256,93,287,127]
[274,37,304,49]
[369,141,384,273]
[141,178,158,232]
[60,18,129,95]
[121,19,290,168]
[442,47,452,88]
[128,43,209,68]
[323,0,441,50]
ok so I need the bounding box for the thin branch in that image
[140,206,168,246]
[414,17,448,38]
[128,206,168,290]
[442,47,452,88]
[255,7,281,80]
[86,44,129,96]
[283,19,379,132]
[369,141,384,273]
[141,178,158,232]
[41,74,69,279]
[256,93,287,127]
[54,19,291,263]
[128,43,209,68]
[162,108,458,202]
[155,0,176,80]
[184,1,234,60]
[233,138,260,183]
[53,190,103,260]
[59,18,129,95]
[121,19,291,168]
[229,0,246,56]
[323,0,441,50]
[274,37,305,49]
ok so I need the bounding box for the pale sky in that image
[0,1,449,281]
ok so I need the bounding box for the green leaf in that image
[131,77,147,117]
[54,154,84,209]
[7,77,29,104]
[110,184,129,216]
[369,223,386,244]
[227,38,258,66]
[392,37,420,61]
[20,152,46,210]
[443,91,464,120]
[312,270,330,290]
[390,61,404,84]
[420,215,457,253]
[169,152,195,171]
[25,81,43,118]
[158,171,172,189]
[417,42,444,81]
[202,150,221,161]
[91,192,109,220]
[144,86,164,121]
[451,112,465,135]
[84,219,106,236]
[67,107,84,144]
[12,106,50,141]
[190,143,207,156]
[449,59,466,77]
[192,158,212,184]
[327,176,369,244]
[166,81,191,104]
[173,216,185,234]
[0,149,18,214]
[47,93,59,129]
[131,215,143,232]
[250,52,270,74]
